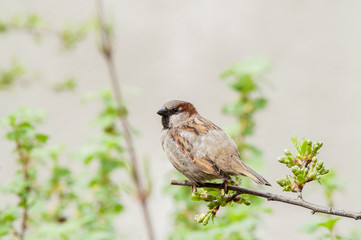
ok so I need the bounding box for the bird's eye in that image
[172,107,180,113]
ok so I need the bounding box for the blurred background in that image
[1,0,361,239]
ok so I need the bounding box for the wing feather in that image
[170,116,231,179]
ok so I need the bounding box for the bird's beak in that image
[157,107,170,117]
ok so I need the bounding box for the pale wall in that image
[1,0,361,239]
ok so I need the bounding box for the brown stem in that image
[95,1,154,239]
[171,180,361,220]
[15,142,31,240]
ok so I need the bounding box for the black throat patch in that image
[162,116,170,129]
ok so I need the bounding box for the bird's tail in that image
[237,164,271,186]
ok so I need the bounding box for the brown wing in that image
[172,116,271,185]
[170,116,230,180]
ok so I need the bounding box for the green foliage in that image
[277,137,329,193]
[192,189,251,226]
[0,90,129,239]
[0,21,6,32]
[300,218,351,240]
[0,207,18,237]
[53,77,77,92]
[300,168,359,239]
[221,57,270,155]
[8,14,45,30]
[319,169,345,208]
[278,138,360,239]
[166,172,202,239]
[0,108,47,238]
[83,88,127,128]
[0,13,92,49]
[317,218,340,232]
[0,13,45,33]
[0,59,26,90]
[77,89,126,220]
[0,8,145,240]
[0,13,46,43]
[61,21,93,50]
[0,13,93,92]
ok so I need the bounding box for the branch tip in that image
[171,180,361,221]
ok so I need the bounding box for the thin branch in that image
[15,141,31,240]
[171,180,361,220]
[95,1,155,240]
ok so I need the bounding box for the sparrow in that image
[157,100,271,187]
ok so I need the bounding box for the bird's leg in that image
[192,182,202,193]
[221,180,229,194]
[192,184,197,193]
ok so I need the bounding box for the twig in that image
[15,142,31,240]
[95,1,155,240]
[171,180,361,220]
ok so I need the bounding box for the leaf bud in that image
[191,194,201,201]
[291,166,299,175]
[313,144,320,151]
[296,174,304,182]
[195,214,206,223]
[207,202,217,209]
[316,161,324,170]
[284,149,292,156]
[278,157,286,163]
[203,214,210,226]
[320,169,329,175]
[284,186,291,191]
[307,171,317,180]
[276,179,285,186]
[200,192,207,198]
[314,141,323,151]
[204,194,217,201]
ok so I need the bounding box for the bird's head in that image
[157,100,198,129]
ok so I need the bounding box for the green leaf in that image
[207,190,221,197]
[320,169,345,200]
[6,132,17,140]
[317,218,340,231]
[0,207,18,223]
[228,75,256,92]
[61,22,89,49]
[300,140,308,156]
[84,154,96,164]
[232,57,271,78]
[35,134,49,143]
[53,77,77,92]
[0,21,7,32]
[244,144,262,157]
[291,136,302,154]
[299,221,320,234]
[0,59,26,90]
[25,14,43,28]
[113,203,123,213]
[224,123,242,137]
[220,69,234,79]
[222,102,246,116]
[253,97,267,110]
[0,226,11,237]
[190,194,202,201]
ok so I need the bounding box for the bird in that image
[157,100,271,189]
